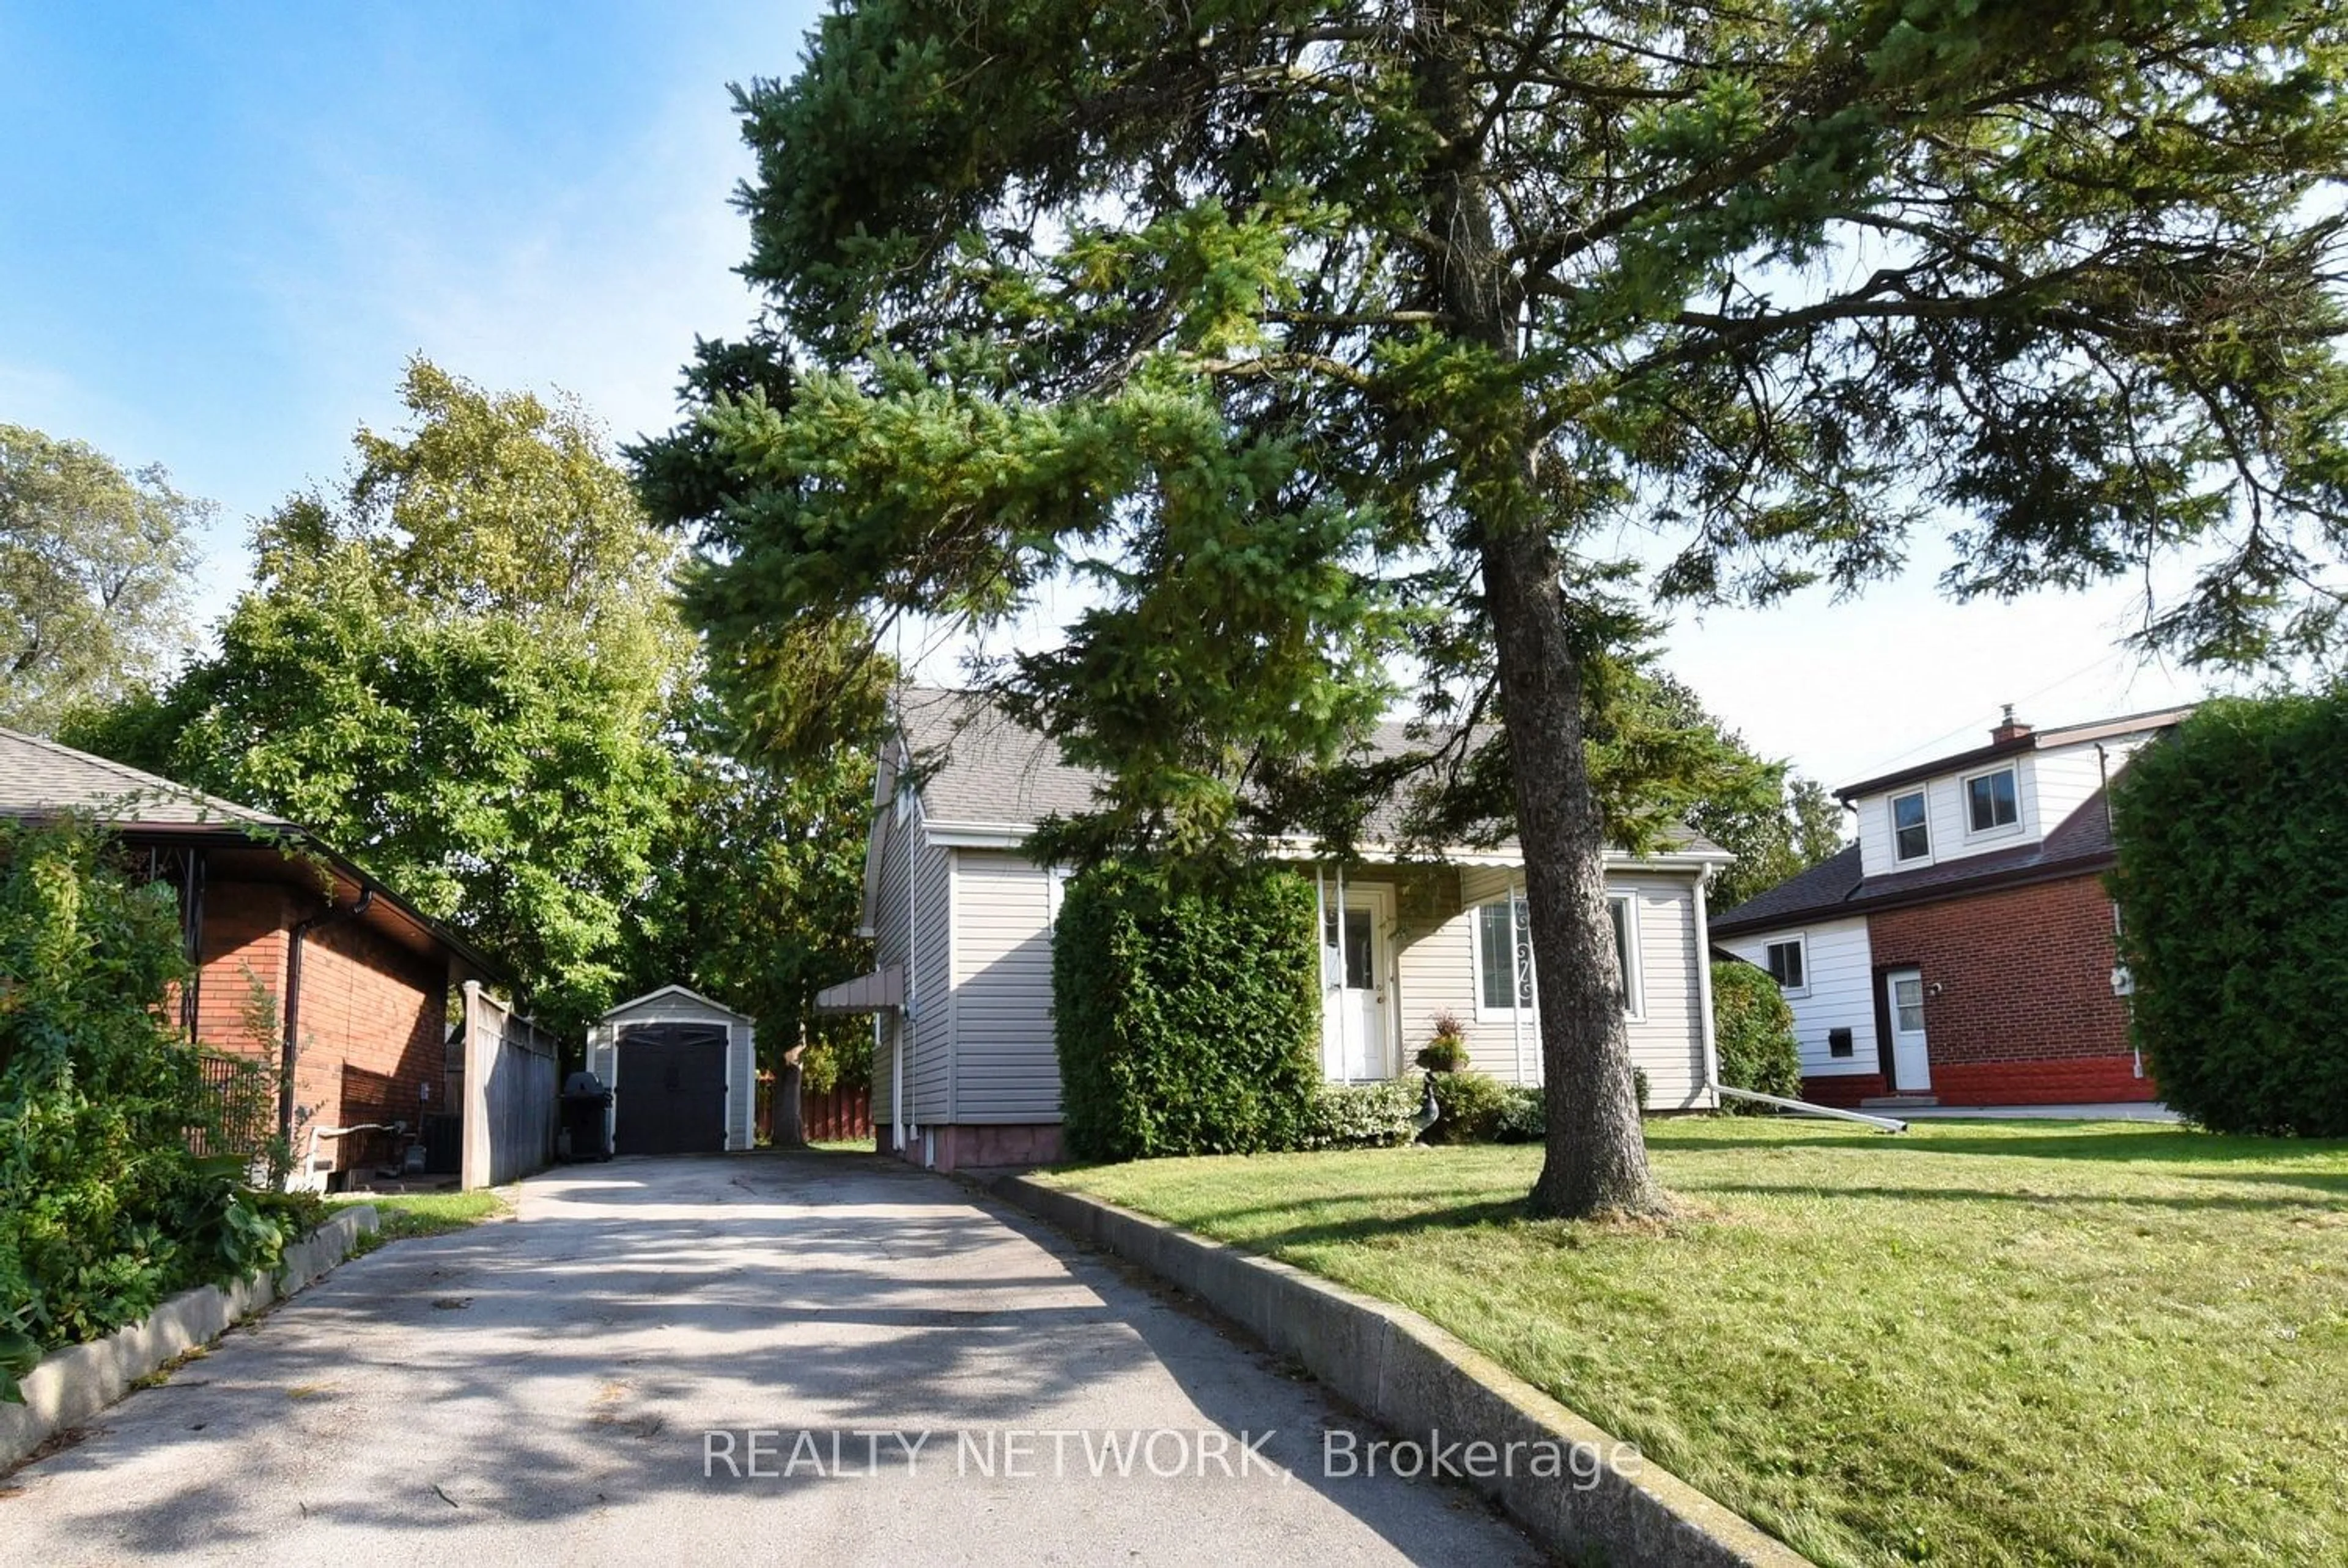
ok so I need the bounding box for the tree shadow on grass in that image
[1691,1180,2344,1214]
[1663,1125,2348,1168]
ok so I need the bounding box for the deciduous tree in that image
[67,364,686,1037]
[0,426,205,734]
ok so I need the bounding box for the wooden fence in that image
[460,981,561,1190]
[756,1075,873,1144]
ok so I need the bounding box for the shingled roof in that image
[894,688,1727,860]
[0,727,506,981]
[1711,786,2120,936]
[0,727,286,829]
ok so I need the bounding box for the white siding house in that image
[822,690,1734,1169]
[1718,916,1879,1084]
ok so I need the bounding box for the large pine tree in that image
[641,1,2348,1216]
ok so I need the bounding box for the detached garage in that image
[587,986,756,1155]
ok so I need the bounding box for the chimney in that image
[1990,703,2034,745]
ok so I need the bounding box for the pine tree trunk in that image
[1481,526,1671,1219]
[1412,4,1669,1219]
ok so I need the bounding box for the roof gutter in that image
[918,819,1732,869]
[279,885,374,1168]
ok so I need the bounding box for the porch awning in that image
[814,964,904,1014]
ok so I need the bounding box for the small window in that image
[1892,789,1930,861]
[1476,896,1532,1012]
[1764,937,1806,993]
[1966,767,2019,834]
[1610,894,1642,1018]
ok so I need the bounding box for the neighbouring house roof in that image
[0,727,506,984]
[0,726,287,828]
[892,687,1728,864]
[1833,705,2193,802]
[1710,786,2121,937]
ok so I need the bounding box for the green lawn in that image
[1041,1119,2348,1567]
[334,1189,507,1246]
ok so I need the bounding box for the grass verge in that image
[1041,1118,2347,1567]
[336,1190,506,1252]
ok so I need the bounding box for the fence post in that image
[460,979,490,1191]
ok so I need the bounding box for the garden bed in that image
[1039,1119,2348,1566]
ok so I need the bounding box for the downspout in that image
[1699,877,1905,1133]
[2097,742,2139,1080]
[901,800,918,1160]
[279,885,375,1171]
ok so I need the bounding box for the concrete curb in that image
[1,1204,378,1470]
[994,1176,1807,1568]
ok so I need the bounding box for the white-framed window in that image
[1045,864,1072,931]
[1611,894,1644,1020]
[1474,893,1534,1018]
[1763,935,1808,996]
[1891,788,1930,863]
[1963,764,2021,836]
[1471,891,1640,1020]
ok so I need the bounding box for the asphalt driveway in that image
[0,1154,1540,1566]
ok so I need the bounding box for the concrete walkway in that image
[0,1154,1538,1567]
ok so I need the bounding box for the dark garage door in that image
[614,1025,728,1155]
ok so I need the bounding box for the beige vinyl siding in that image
[866,768,913,1125]
[1622,877,1710,1109]
[1397,881,1529,1081]
[1443,866,1712,1106]
[908,816,953,1123]
[949,850,1063,1122]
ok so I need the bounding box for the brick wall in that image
[293,916,447,1170]
[190,876,451,1172]
[1866,872,2155,1104]
[191,882,297,1058]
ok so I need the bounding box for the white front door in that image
[1321,889,1389,1080]
[1887,968,1931,1091]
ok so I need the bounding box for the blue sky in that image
[2,3,2215,786]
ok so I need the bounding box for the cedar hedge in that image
[2110,694,2348,1136]
[1052,861,1323,1160]
[1710,958,1804,1111]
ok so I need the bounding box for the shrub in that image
[1425,1069,1514,1143]
[1,818,317,1401]
[1300,1080,1423,1149]
[1486,1069,1649,1144]
[1710,959,1803,1111]
[1053,861,1322,1160]
[2111,694,2348,1135]
[1495,1084,1545,1143]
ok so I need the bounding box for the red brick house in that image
[1710,706,2190,1108]
[0,727,503,1182]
